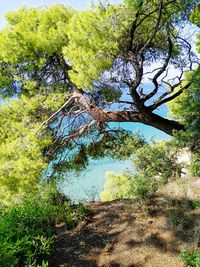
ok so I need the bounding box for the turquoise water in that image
[62,118,170,202]
[62,158,131,202]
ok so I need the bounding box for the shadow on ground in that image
[48,194,200,267]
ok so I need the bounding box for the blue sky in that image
[0,0,122,28]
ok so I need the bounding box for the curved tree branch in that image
[150,80,192,109]
[144,33,173,102]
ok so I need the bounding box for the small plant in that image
[192,201,200,208]
[180,248,200,267]
[167,208,194,230]
[167,209,182,228]
[37,260,49,267]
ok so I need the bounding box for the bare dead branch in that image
[42,94,76,126]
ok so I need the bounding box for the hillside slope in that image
[48,192,200,267]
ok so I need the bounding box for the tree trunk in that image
[141,112,184,136]
[74,91,184,136]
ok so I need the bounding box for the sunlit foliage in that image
[100,139,181,201]
[0,93,70,203]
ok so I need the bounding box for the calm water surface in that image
[62,119,170,202]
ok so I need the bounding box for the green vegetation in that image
[0,4,72,202]
[0,0,198,202]
[180,249,200,267]
[100,1,200,202]
[0,187,87,267]
[100,139,182,201]
[168,67,200,176]
[0,1,199,265]
[64,0,195,89]
[100,172,148,201]
[167,8,200,176]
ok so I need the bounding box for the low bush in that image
[133,141,181,182]
[0,188,87,267]
[100,172,158,201]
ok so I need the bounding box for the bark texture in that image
[74,91,184,136]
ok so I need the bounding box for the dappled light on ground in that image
[48,194,200,266]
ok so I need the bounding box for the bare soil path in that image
[48,194,200,267]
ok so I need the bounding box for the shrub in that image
[0,188,87,266]
[100,172,154,201]
[133,141,181,182]
[100,172,135,201]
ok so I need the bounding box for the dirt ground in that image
[48,193,200,267]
